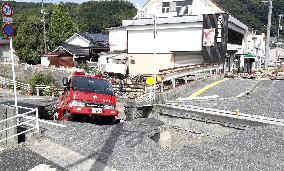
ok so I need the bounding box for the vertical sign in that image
[202,14,229,64]
[2,2,17,115]
[2,2,14,37]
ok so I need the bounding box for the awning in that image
[243,54,256,59]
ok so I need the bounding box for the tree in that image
[48,2,78,51]
[14,9,45,64]
[75,1,137,33]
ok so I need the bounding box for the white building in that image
[0,37,18,63]
[109,27,127,52]
[243,32,266,71]
[109,0,250,75]
[135,0,225,19]
[41,32,109,68]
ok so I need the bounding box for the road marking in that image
[189,78,229,98]
[177,95,219,101]
[29,164,57,171]
[28,139,118,171]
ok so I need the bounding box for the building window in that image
[176,6,189,16]
[176,0,193,16]
[162,2,170,13]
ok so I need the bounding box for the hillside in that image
[8,1,136,63]
[216,0,284,38]
[10,1,136,33]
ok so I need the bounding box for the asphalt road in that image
[1,80,284,170]
[182,80,284,119]
[1,116,284,170]
[178,77,259,99]
[0,146,66,171]
[20,118,282,171]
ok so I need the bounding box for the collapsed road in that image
[0,78,284,171]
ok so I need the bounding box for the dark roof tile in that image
[77,32,109,43]
[59,44,89,57]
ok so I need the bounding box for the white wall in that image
[109,28,127,52]
[191,0,224,15]
[41,57,50,67]
[127,23,203,53]
[135,0,223,19]
[66,35,90,47]
[128,53,174,75]
[0,45,18,62]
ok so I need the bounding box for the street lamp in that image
[276,14,283,62]
[262,0,273,69]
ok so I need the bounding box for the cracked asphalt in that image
[0,79,284,170]
[0,146,66,171]
[13,119,283,171]
[182,80,284,119]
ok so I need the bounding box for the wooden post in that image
[36,87,39,96]
[172,78,176,88]
[160,82,164,92]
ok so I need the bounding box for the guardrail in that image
[0,76,30,91]
[160,63,223,81]
[112,83,146,93]
[161,102,284,127]
[0,106,39,144]
[35,85,65,97]
[0,105,66,145]
[156,64,223,91]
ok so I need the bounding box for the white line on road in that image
[28,139,118,171]
[29,164,57,171]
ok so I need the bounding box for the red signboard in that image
[1,2,13,17]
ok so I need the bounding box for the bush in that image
[28,72,58,96]
[77,64,92,73]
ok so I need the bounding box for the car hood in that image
[71,91,115,105]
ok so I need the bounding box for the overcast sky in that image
[15,0,147,8]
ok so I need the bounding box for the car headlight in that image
[104,105,115,110]
[69,100,85,107]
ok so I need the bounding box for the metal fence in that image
[0,76,30,92]
[0,106,39,145]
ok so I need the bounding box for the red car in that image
[55,72,119,123]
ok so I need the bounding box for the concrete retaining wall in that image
[156,83,194,103]
[0,105,17,147]
[0,63,74,84]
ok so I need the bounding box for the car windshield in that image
[72,76,114,95]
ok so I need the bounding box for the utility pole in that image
[276,14,283,62]
[264,0,273,69]
[152,14,157,101]
[41,0,48,53]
